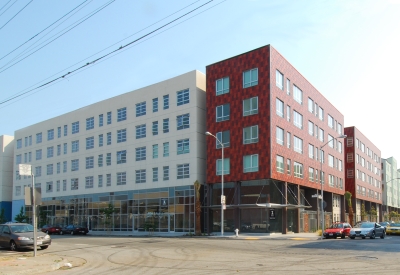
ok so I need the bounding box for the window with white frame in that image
[177,113,190,130]
[293,111,303,129]
[309,167,314,182]
[152,167,158,182]
[71,159,79,171]
[319,128,324,142]
[243,68,258,88]
[329,175,335,187]
[338,141,342,153]
[287,105,291,121]
[294,136,303,154]
[309,144,314,159]
[99,114,103,127]
[152,144,158,159]
[152,121,158,135]
[106,153,111,166]
[57,162,60,174]
[276,98,284,117]
[328,115,334,129]
[136,102,146,117]
[117,172,126,185]
[98,154,103,167]
[71,178,79,190]
[328,154,334,168]
[163,166,169,180]
[86,156,94,169]
[276,155,284,173]
[99,134,103,147]
[17,139,22,148]
[244,154,258,173]
[216,77,229,95]
[86,137,94,149]
[216,130,230,148]
[136,170,146,183]
[287,159,291,175]
[72,140,79,152]
[338,123,342,135]
[276,127,284,145]
[177,163,190,179]
[36,149,42,160]
[63,161,67,172]
[106,174,111,186]
[117,107,127,121]
[216,158,230,175]
[46,164,53,175]
[163,118,169,133]
[293,85,303,104]
[107,112,112,124]
[177,139,189,155]
[117,150,127,164]
[153,98,158,112]
[308,121,314,136]
[57,145,61,156]
[47,146,54,158]
[136,124,146,139]
[328,134,334,148]
[216,104,230,121]
[276,70,283,89]
[243,97,258,116]
[57,127,61,138]
[286,79,290,95]
[48,129,54,140]
[85,176,94,189]
[86,117,94,130]
[243,125,258,144]
[163,142,169,157]
[117,129,126,143]
[63,179,67,191]
[318,106,324,121]
[177,89,189,106]
[136,147,146,161]
[308,98,314,113]
[72,122,79,134]
[287,132,291,148]
[294,162,303,178]
[163,95,169,110]
[36,132,42,143]
[56,180,60,191]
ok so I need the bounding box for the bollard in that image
[235,228,239,237]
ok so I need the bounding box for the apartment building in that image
[205,45,345,234]
[381,157,400,216]
[12,70,206,233]
[0,135,14,222]
[344,127,382,223]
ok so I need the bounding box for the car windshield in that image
[360,222,374,228]
[390,223,400,227]
[329,223,343,229]
[10,224,34,233]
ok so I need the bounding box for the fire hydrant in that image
[235,228,239,237]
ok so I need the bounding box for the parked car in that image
[386,223,400,235]
[0,223,51,251]
[41,224,62,235]
[323,222,352,239]
[349,222,385,239]
[241,223,252,231]
[378,221,390,230]
[60,225,89,235]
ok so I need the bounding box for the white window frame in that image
[216,77,229,95]
[244,154,259,173]
[243,125,259,144]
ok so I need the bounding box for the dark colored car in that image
[241,223,252,231]
[323,222,352,239]
[349,222,385,239]
[41,224,62,235]
[0,223,51,251]
[60,225,89,235]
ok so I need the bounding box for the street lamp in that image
[205,131,225,236]
[320,134,346,238]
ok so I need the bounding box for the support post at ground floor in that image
[295,184,300,233]
[282,182,288,234]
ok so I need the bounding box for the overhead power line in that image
[0,0,17,17]
[0,0,33,31]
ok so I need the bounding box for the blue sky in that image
[1,0,399,161]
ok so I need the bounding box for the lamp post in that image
[320,134,346,238]
[205,131,225,236]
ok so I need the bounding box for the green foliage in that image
[369,206,377,217]
[389,211,399,220]
[14,206,28,223]
[38,207,50,227]
[345,191,352,207]
[360,204,367,220]
[99,203,115,227]
[0,208,7,224]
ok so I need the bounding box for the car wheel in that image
[370,231,375,239]
[71,231,74,235]
[350,237,355,239]
[40,246,49,250]
[341,234,345,239]
[10,241,17,251]
[60,231,64,235]
[380,232,385,239]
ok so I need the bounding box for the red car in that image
[323,222,352,239]
[41,224,62,235]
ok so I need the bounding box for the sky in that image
[1,0,400,163]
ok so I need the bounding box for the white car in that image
[349,222,385,239]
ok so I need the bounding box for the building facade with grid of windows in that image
[344,126,382,223]
[11,70,206,233]
[381,157,400,217]
[205,45,345,234]
[0,135,14,222]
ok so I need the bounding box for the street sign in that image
[269,209,276,220]
[312,194,322,199]
[24,187,42,206]
[18,164,31,176]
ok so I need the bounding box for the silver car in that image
[0,223,51,251]
[349,222,385,239]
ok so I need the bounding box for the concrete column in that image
[295,184,300,233]
[282,182,288,234]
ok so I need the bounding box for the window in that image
[16,154,21,165]
[72,140,79,152]
[294,162,303,178]
[216,158,230,175]
[293,85,303,104]
[117,107,127,121]
[177,163,190,179]
[36,133,42,143]
[347,137,353,147]
[309,144,314,159]
[107,112,112,124]
[318,106,324,121]
[243,68,258,88]
[152,144,158,159]
[29,135,32,145]
[163,118,169,133]
[106,153,111,166]
[287,132,291,148]
[244,125,259,144]
[163,142,169,157]
[287,105,291,121]
[338,159,342,171]
[71,159,79,171]
[48,129,54,140]
[338,123,342,135]
[328,115,334,129]
[47,146,53,158]
[216,77,229,95]
[153,98,158,112]
[86,137,94,149]
[85,176,94,189]
[294,136,303,154]
[244,154,258,173]
[63,161,67,173]
[117,129,127,143]
[117,150,127,164]
[135,170,146,183]
[287,159,291,175]
[216,104,230,121]
[286,79,290,95]
[276,127,284,145]
[163,95,169,110]
[98,175,103,187]
[36,149,42,160]
[99,114,103,127]
[56,180,60,192]
[46,181,53,193]
[177,139,189,154]
[276,155,284,173]
[276,98,284,117]
[86,117,94,130]
[86,157,94,169]
[308,98,314,113]
[276,70,283,89]
[136,147,146,161]
[152,167,158,182]
[71,178,78,190]
[319,128,324,142]
[328,155,334,168]
[35,166,41,177]
[309,167,314,182]
[117,172,126,185]
[106,174,111,186]
[63,180,67,191]
[24,137,28,147]
[15,186,21,196]
[163,166,169,181]
[152,121,158,135]
[72,122,79,134]
[329,175,335,187]
[136,124,146,139]
[338,141,342,153]
[216,130,230,148]
[308,121,314,136]
[293,111,303,129]
[16,139,22,148]
[57,127,61,138]
[347,153,353,162]
[328,134,334,148]
[47,164,53,175]
[177,89,189,105]
[57,144,61,156]
[177,113,190,130]
[243,97,258,116]
[98,154,103,167]
[136,102,146,117]
[57,162,60,174]
[107,132,111,145]
[99,134,103,147]
[320,150,325,164]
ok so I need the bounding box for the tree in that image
[38,206,50,227]
[14,206,28,223]
[345,191,354,226]
[99,203,115,230]
[369,206,377,222]
[194,180,202,236]
[360,203,367,221]
[0,208,7,224]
